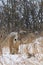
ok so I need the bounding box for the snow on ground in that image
[0,37,43,65]
[0,54,43,65]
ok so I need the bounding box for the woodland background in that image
[0,0,43,42]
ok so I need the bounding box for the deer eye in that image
[15,39,16,41]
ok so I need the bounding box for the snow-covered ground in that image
[0,54,43,65]
[0,37,43,65]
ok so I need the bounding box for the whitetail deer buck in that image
[0,31,27,55]
[1,32,21,55]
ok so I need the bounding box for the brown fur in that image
[1,32,21,54]
[1,31,43,55]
